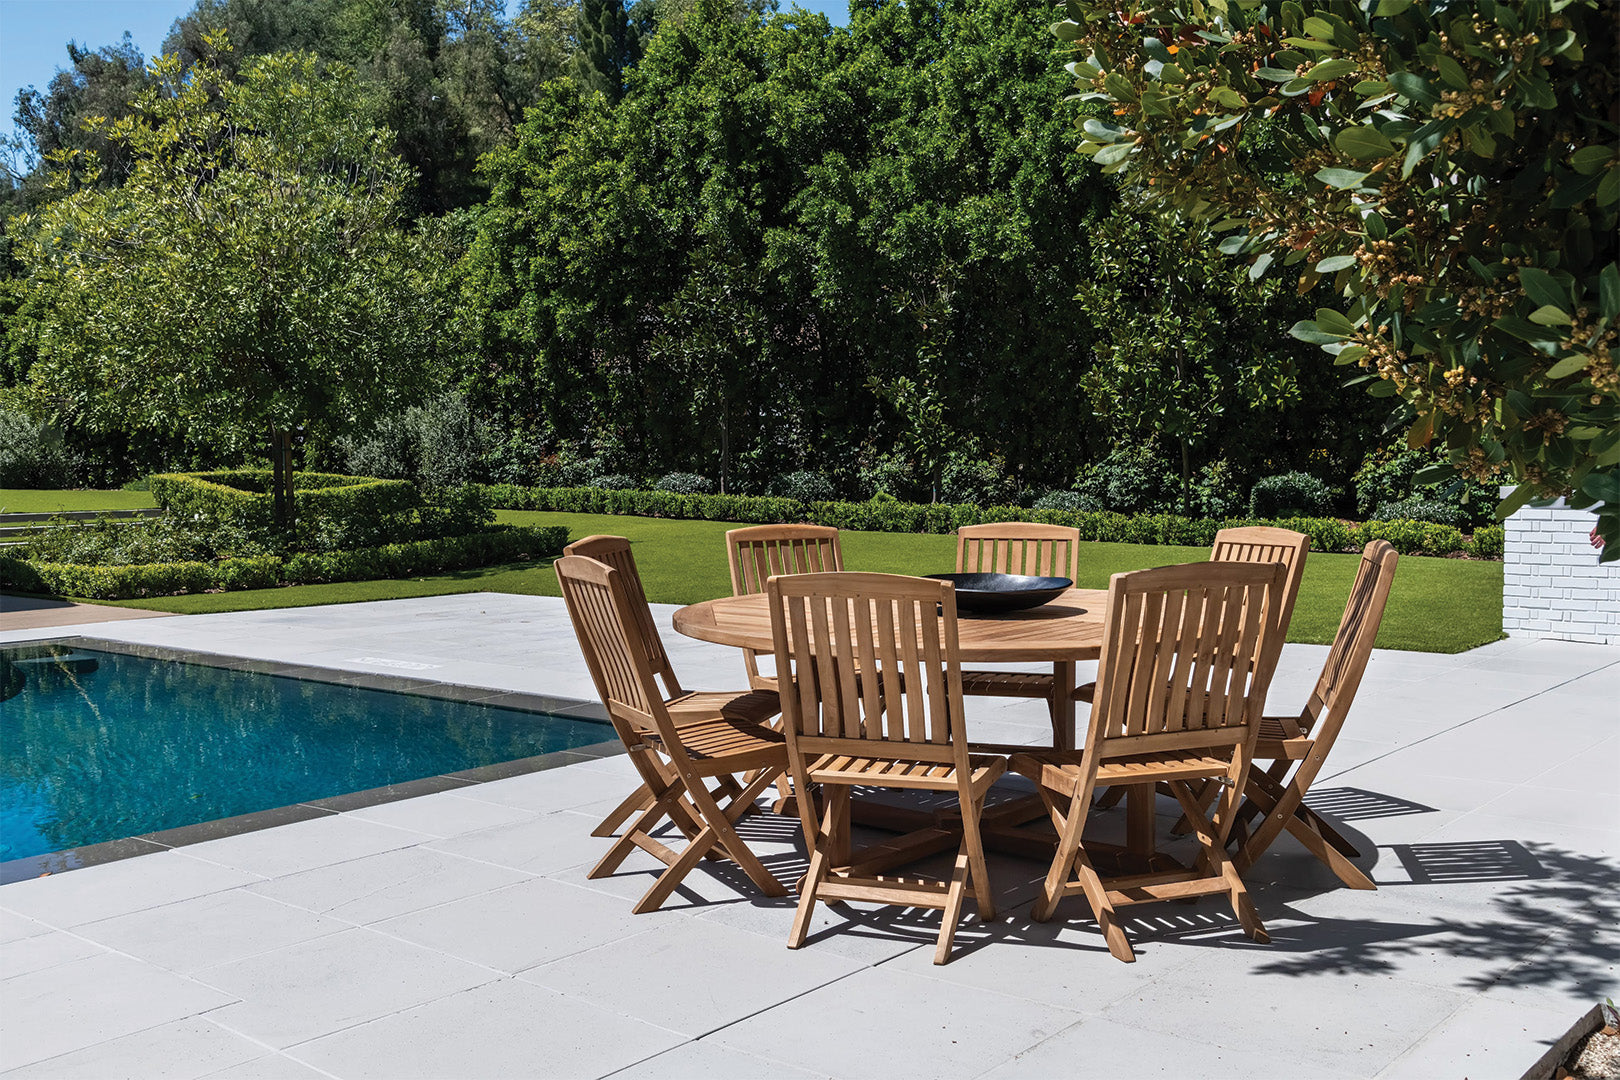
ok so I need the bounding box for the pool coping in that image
[0,635,625,885]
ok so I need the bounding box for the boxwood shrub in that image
[151,469,423,551]
[0,526,567,601]
[481,484,1499,560]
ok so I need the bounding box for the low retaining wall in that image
[1502,495,1620,645]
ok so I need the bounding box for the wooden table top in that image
[671,587,1110,663]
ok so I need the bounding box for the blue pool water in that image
[0,643,611,862]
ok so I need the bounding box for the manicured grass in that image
[104,510,1504,653]
[0,488,159,513]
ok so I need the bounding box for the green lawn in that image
[0,488,159,513]
[99,510,1504,653]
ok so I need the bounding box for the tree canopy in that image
[1053,0,1619,552]
[10,46,447,513]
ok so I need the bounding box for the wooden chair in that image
[564,535,781,838]
[768,571,1006,964]
[955,523,1082,745]
[556,554,790,913]
[726,524,844,691]
[1009,560,1286,962]
[1229,540,1399,889]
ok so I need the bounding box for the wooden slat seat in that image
[960,670,1053,699]
[564,535,782,838]
[556,553,791,914]
[770,571,1004,964]
[666,689,782,726]
[1009,560,1287,962]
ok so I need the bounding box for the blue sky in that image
[1,0,850,149]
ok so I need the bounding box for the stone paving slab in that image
[2,594,1617,1079]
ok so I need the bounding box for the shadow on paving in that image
[593,781,1617,1002]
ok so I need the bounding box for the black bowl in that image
[924,572,1072,614]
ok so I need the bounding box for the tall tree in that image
[573,0,642,100]
[10,46,449,528]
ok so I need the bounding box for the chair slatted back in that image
[1210,526,1309,646]
[1301,540,1399,741]
[727,524,843,596]
[769,571,969,769]
[564,535,682,697]
[1088,561,1285,760]
[727,525,843,687]
[555,555,665,733]
[956,522,1080,581]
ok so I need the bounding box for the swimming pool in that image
[0,639,615,873]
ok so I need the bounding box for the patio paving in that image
[2,593,1616,1078]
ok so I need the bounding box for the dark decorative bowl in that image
[924,573,1072,614]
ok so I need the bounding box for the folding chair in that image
[955,522,1082,747]
[563,535,780,839]
[1010,560,1285,962]
[769,571,1006,964]
[1230,540,1399,889]
[726,524,843,691]
[556,554,789,912]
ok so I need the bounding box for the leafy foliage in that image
[10,48,449,508]
[1053,0,1620,557]
[1249,470,1338,518]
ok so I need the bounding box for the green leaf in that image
[1249,252,1274,281]
[1306,58,1358,81]
[1289,320,1344,344]
[1582,471,1620,506]
[1209,87,1247,109]
[1570,145,1615,175]
[1367,379,1398,397]
[1402,118,1454,178]
[1302,16,1336,39]
[1255,67,1298,83]
[1316,254,1357,272]
[1597,167,1620,208]
[1435,55,1468,89]
[1051,20,1083,42]
[1493,315,1563,343]
[1518,267,1569,313]
[1092,141,1133,166]
[1365,213,1388,240]
[1313,307,1356,334]
[1315,167,1371,188]
[1375,0,1412,14]
[1334,344,1369,365]
[1600,263,1620,320]
[1546,354,1590,378]
[1387,71,1440,106]
[1282,37,1339,52]
[1082,118,1128,142]
[1334,126,1395,159]
[1528,304,1574,326]
[1495,483,1537,521]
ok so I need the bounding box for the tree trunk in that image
[269,425,296,537]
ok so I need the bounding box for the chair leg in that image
[1093,785,1125,810]
[1033,787,1089,923]
[633,824,719,914]
[960,791,997,923]
[591,784,655,838]
[1170,780,1268,945]
[934,848,971,965]
[1073,841,1133,962]
[788,793,840,950]
[590,780,690,879]
[689,768,787,898]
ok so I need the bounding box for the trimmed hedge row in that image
[0,526,568,601]
[481,484,1506,560]
[151,469,423,550]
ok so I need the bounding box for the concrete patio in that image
[2,593,1616,1079]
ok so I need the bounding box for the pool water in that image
[0,643,611,862]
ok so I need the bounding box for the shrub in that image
[1468,526,1505,560]
[1033,490,1103,512]
[941,454,1019,507]
[588,474,640,491]
[335,392,497,491]
[1249,472,1337,519]
[1355,446,1498,529]
[1074,448,1172,514]
[0,526,568,600]
[859,456,916,500]
[655,472,715,495]
[1371,499,1466,529]
[23,515,228,565]
[770,471,836,502]
[1355,519,1466,558]
[0,407,80,489]
[150,469,422,552]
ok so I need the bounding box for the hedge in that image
[480,484,1505,560]
[150,469,422,550]
[0,526,567,601]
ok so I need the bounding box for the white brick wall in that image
[1502,492,1620,645]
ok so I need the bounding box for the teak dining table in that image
[672,585,1113,863]
[671,586,1110,750]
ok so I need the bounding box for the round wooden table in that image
[671,586,1110,750]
